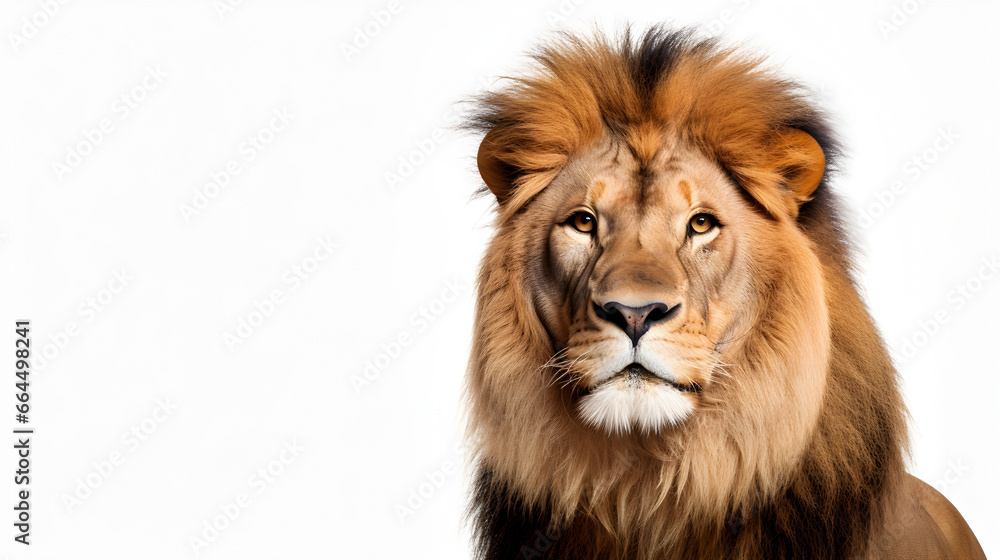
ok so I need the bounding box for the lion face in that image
[528,135,772,434]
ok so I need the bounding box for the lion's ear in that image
[477,128,519,203]
[771,129,826,206]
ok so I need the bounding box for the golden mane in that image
[463,26,982,560]
[467,27,835,223]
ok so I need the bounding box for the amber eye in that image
[570,211,597,234]
[689,213,716,234]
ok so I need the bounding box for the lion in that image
[462,26,986,560]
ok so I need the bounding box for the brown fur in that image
[463,26,985,559]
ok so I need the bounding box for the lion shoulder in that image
[881,474,986,560]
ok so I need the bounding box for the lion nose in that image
[595,301,677,346]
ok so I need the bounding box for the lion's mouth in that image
[574,362,700,433]
[581,363,701,396]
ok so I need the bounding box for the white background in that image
[1,0,997,558]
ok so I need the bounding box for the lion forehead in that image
[560,136,740,229]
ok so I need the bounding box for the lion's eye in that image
[570,211,597,234]
[689,214,716,234]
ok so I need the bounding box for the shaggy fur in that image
[463,26,984,560]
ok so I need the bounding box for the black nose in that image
[594,301,677,346]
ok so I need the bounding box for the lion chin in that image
[577,364,696,435]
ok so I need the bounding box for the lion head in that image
[461,27,952,560]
